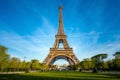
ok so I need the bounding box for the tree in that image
[72,63,80,71]
[91,54,108,63]
[113,58,120,70]
[107,60,114,70]
[0,46,10,62]
[91,53,108,70]
[98,61,108,70]
[17,61,23,71]
[0,46,10,72]
[80,58,94,70]
[25,62,31,70]
[113,52,120,58]
[9,57,21,71]
[40,63,49,71]
[31,59,40,70]
[0,60,10,72]
[110,52,120,70]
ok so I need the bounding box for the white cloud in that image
[0,17,120,63]
[66,30,120,61]
[0,17,55,62]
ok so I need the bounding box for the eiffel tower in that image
[43,6,80,66]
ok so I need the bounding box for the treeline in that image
[0,46,48,72]
[0,45,120,72]
[74,52,120,71]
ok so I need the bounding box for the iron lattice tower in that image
[43,6,80,66]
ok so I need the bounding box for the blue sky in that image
[0,0,120,64]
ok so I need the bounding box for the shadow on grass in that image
[0,74,79,80]
[103,74,120,79]
[0,72,120,80]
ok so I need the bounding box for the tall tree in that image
[0,46,10,62]
[91,53,108,69]
[31,59,40,70]
[25,62,31,70]
[113,58,120,70]
[9,57,21,71]
[107,60,114,70]
[0,46,10,71]
[40,63,48,71]
[91,54,108,63]
[80,58,94,70]
[113,52,120,58]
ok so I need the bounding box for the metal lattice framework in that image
[43,6,80,66]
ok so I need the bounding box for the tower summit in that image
[57,6,65,35]
[43,6,80,66]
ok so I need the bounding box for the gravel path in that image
[0,72,24,74]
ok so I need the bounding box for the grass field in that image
[0,71,120,80]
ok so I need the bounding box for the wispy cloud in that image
[0,17,55,62]
[67,30,120,60]
[0,16,120,62]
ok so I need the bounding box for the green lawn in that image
[0,71,120,80]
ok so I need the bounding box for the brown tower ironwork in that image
[43,6,80,66]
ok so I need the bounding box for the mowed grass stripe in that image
[0,71,120,80]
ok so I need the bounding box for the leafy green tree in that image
[0,60,10,72]
[107,60,114,70]
[91,54,108,63]
[9,57,21,71]
[17,61,23,71]
[21,61,26,71]
[0,46,10,62]
[31,59,40,70]
[113,52,120,58]
[97,61,108,70]
[25,62,31,70]
[91,53,108,70]
[80,58,94,70]
[107,52,120,70]
[113,58,120,70]
[0,46,10,71]
[40,63,49,71]
[72,63,80,71]
[102,62,108,69]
